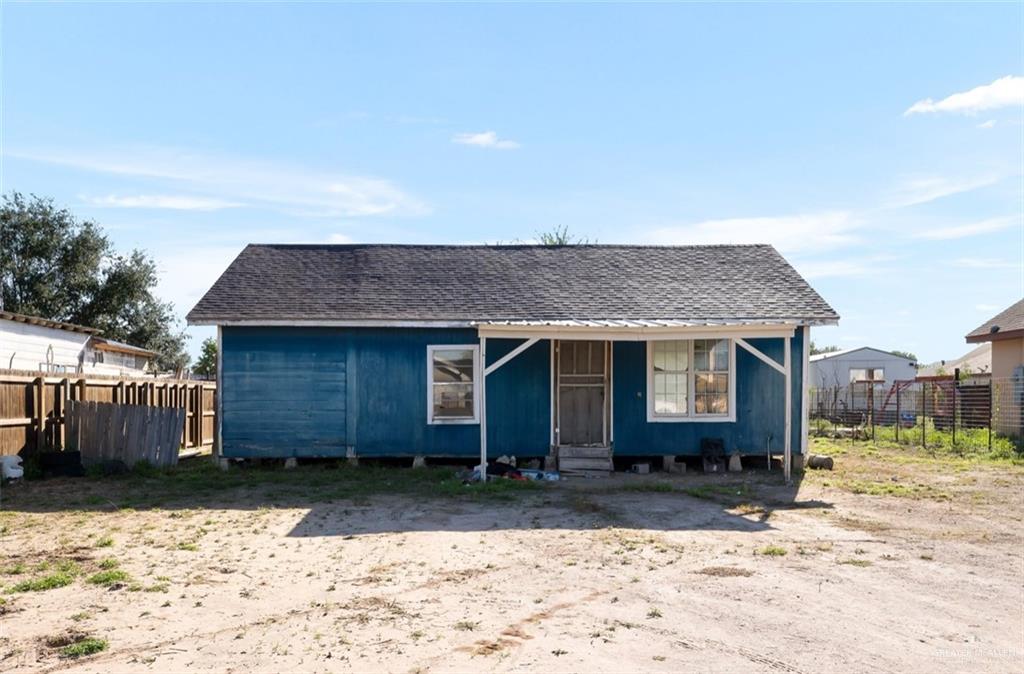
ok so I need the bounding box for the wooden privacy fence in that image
[66,400,186,467]
[0,370,215,456]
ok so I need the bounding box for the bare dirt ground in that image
[1,439,1022,673]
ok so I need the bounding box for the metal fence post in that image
[921,381,927,449]
[952,369,959,448]
[896,384,901,443]
[988,380,993,452]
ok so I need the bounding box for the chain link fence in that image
[809,376,1023,455]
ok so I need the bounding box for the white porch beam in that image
[784,335,792,484]
[735,338,786,375]
[801,326,810,459]
[479,336,488,479]
[484,337,540,377]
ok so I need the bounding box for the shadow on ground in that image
[2,459,831,537]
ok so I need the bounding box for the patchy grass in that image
[2,562,27,575]
[94,536,114,548]
[87,570,131,587]
[5,459,545,514]
[684,483,753,501]
[454,620,479,631]
[838,559,873,567]
[757,545,788,557]
[97,558,119,570]
[7,572,75,593]
[620,482,675,493]
[58,636,108,658]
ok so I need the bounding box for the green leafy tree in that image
[810,341,842,356]
[0,192,189,372]
[193,337,217,377]
[889,350,918,362]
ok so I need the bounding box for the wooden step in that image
[558,456,613,472]
[558,446,613,459]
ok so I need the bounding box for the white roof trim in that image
[187,319,475,328]
[476,322,798,341]
[190,317,836,332]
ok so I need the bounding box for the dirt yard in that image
[1,439,1022,673]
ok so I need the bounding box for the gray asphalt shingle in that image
[186,244,838,324]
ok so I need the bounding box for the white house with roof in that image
[0,311,156,376]
[809,347,917,389]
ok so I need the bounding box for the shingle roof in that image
[966,298,1024,342]
[186,244,839,325]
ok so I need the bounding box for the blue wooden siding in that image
[221,327,551,459]
[221,326,804,459]
[221,328,347,458]
[611,330,805,456]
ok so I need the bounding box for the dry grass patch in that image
[697,566,754,577]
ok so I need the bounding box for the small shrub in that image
[647,608,662,618]
[60,637,108,658]
[757,545,787,557]
[454,620,478,631]
[97,558,119,570]
[87,570,130,587]
[94,537,114,548]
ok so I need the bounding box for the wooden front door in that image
[556,340,608,446]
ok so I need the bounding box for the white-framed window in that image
[849,367,884,383]
[647,339,736,423]
[427,344,480,424]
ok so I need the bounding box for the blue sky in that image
[2,2,1021,364]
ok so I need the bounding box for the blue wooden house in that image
[187,244,838,479]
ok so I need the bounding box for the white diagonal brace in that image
[484,337,540,377]
[735,338,786,375]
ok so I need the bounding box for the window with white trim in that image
[427,345,479,423]
[648,339,733,421]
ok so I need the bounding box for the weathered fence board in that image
[66,400,186,467]
[0,370,215,456]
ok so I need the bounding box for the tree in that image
[536,225,594,245]
[890,350,918,362]
[810,341,842,356]
[193,337,217,377]
[0,192,190,372]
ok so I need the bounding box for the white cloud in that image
[913,215,1016,240]
[10,146,429,218]
[82,194,241,211]
[905,75,1024,116]
[977,119,997,129]
[646,211,858,254]
[324,233,356,244]
[885,175,1000,208]
[452,131,520,150]
[951,257,1018,269]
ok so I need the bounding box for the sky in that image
[1,2,1022,365]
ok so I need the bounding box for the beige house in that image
[967,299,1024,438]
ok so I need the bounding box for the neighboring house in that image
[86,336,158,376]
[966,299,1024,438]
[809,347,917,390]
[0,311,156,376]
[916,343,992,380]
[966,299,1024,381]
[188,244,839,477]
